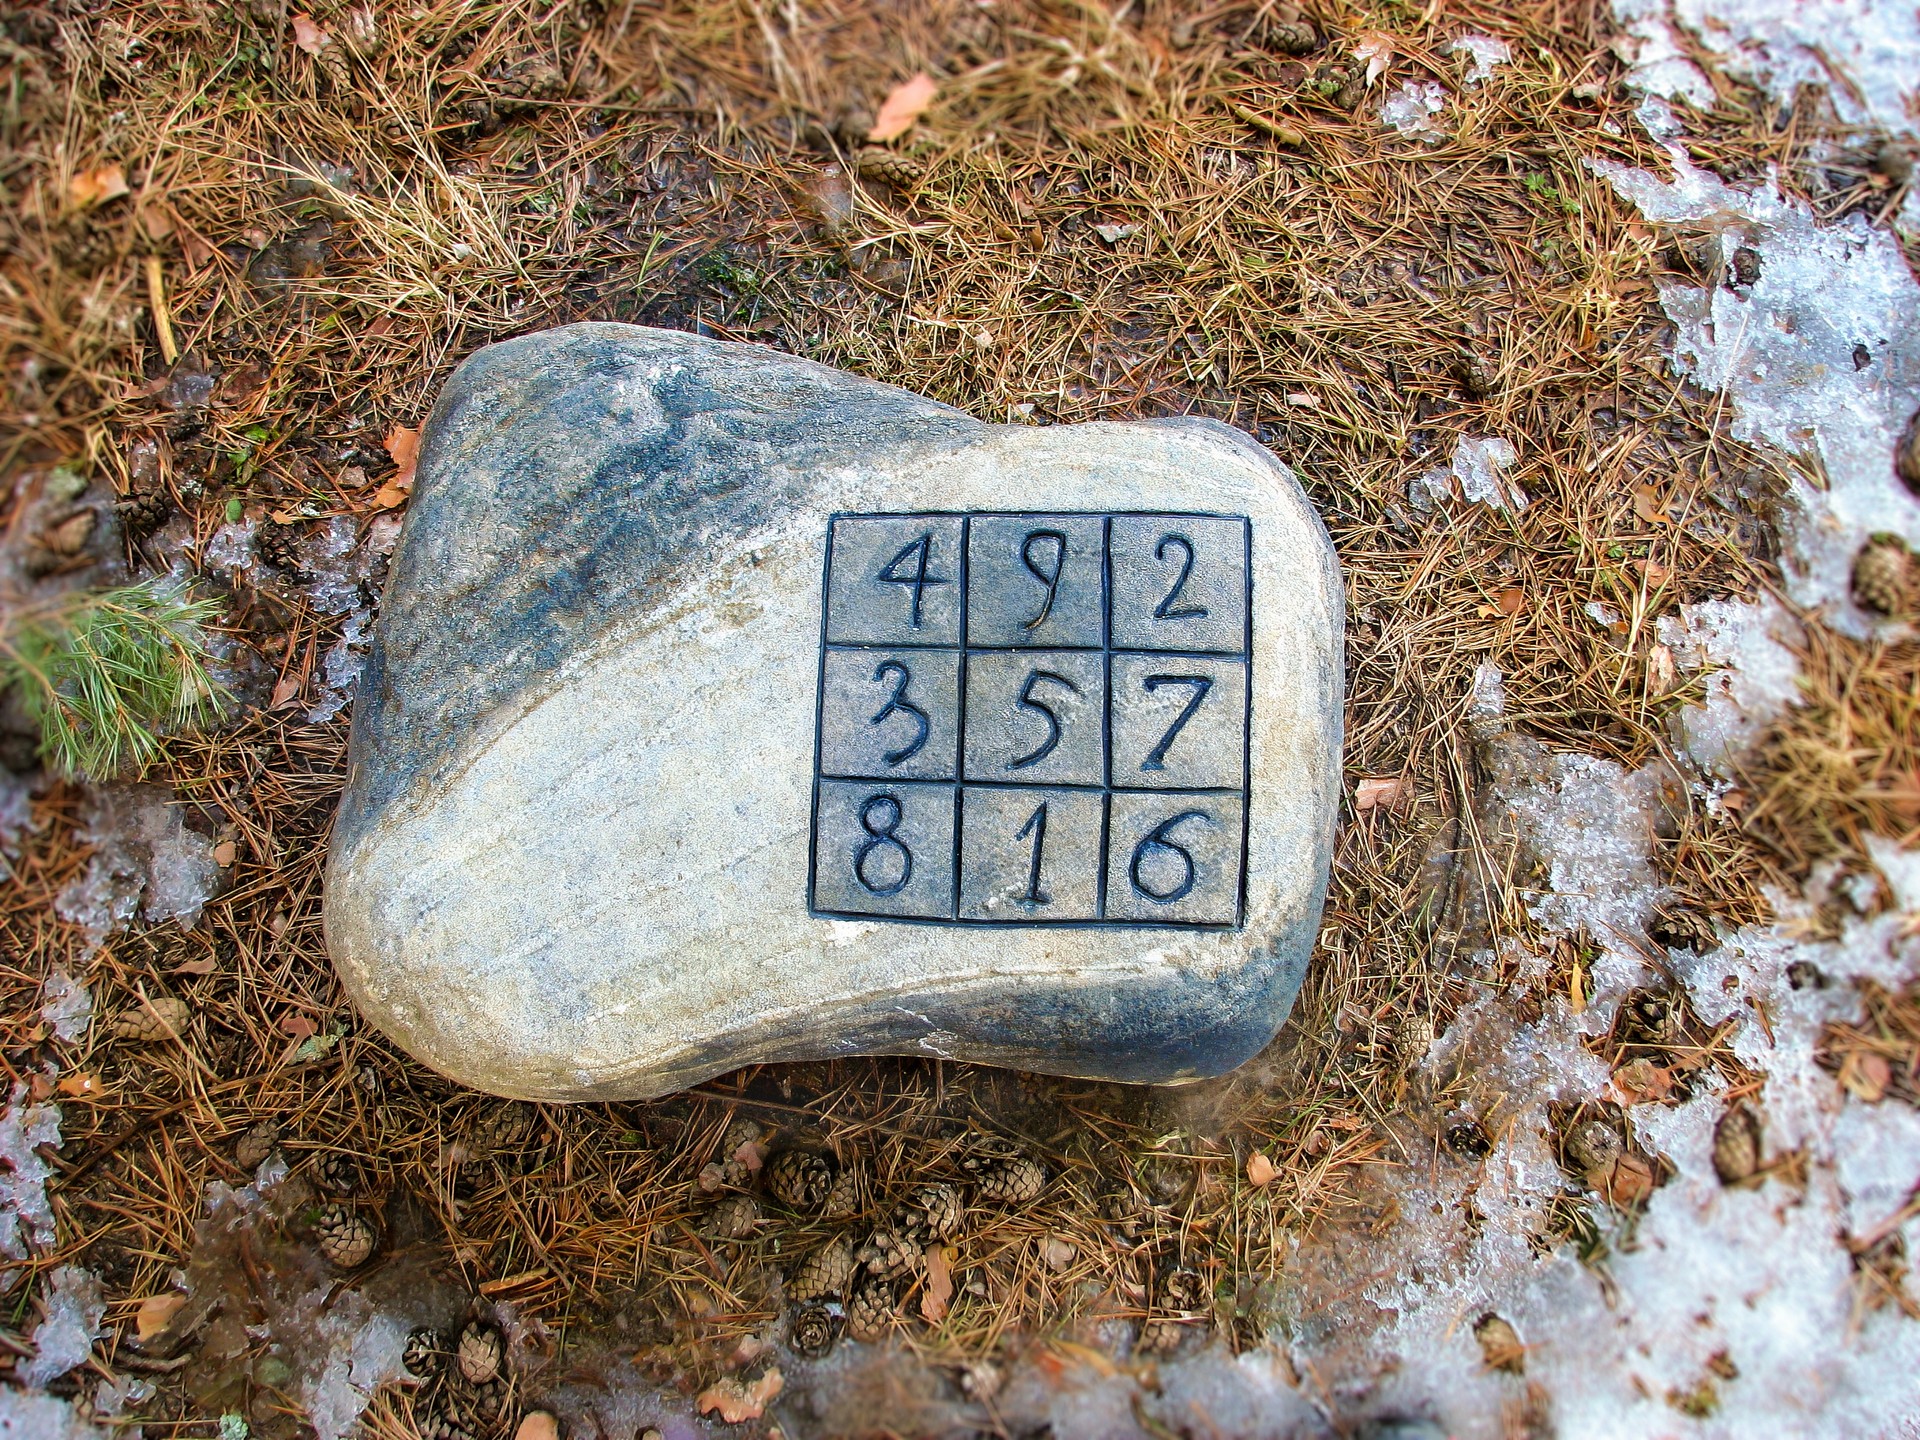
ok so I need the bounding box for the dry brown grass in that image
[1,0,1901,1432]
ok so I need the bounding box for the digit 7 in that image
[1140,674,1212,771]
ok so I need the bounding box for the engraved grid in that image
[809,511,1251,928]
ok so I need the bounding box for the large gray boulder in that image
[324,323,1343,1100]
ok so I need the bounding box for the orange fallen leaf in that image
[135,1292,187,1342]
[514,1415,560,1440]
[173,955,217,977]
[212,840,237,867]
[57,1073,100,1098]
[70,164,129,209]
[384,424,420,487]
[868,73,937,141]
[291,13,328,53]
[920,1243,954,1323]
[279,1013,317,1040]
[1594,1151,1654,1206]
[1246,1151,1277,1187]
[697,1368,783,1423]
[1632,484,1666,524]
[1612,1056,1674,1105]
[270,674,303,709]
[1354,776,1405,812]
[1496,586,1525,617]
[1841,1050,1893,1103]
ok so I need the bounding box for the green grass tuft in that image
[1,581,227,780]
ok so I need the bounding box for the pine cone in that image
[315,1202,378,1268]
[457,1320,505,1384]
[706,1193,761,1241]
[893,1182,964,1243]
[790,1302,841,1358]
[1136,1317,1189,1354]
[310,1151,359,1193]
[787,1236,857,1302]
[854,1226,923,1280]
[112,996,190,1042]
[1853,536,1915,616]
[1563,1119,1622,1178]
[473,1101,537,1157]
[822,1166,865,1220]
[1157,1265,1208,1315]
[1263,5,1317,53]
[1621,989,1686,1047]
[234,1120,279,1171]
[403,1326,445,1383]
[855,147,928,190]
[255,521,310,578]
[313,39,351,93]
[766,1149,834,1210]
[1711,1106,1762,1185]
[960,1143,1045,1207]
[1650,903,1717,954]
[845,1271,901,1341]
[114,489,171,538]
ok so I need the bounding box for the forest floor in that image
[2,0,1919,1436]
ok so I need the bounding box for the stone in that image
[323,322,1343,1100]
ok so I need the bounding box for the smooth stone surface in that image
[324,322,1344,1101]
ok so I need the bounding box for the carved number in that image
[1152,533,1209,621]
[1140,674,1212,771]
[1020,529,1068,631]
[1015,801,1051,905]
[854,793,913,896]
[1129,809,1211,903]
[868,660,929,766]
[1008,669,1080,770]
[877,533,950,628]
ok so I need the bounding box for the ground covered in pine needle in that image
[3,0,1918,1436]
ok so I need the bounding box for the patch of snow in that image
[0,768,33,880]
[300,516,372,616]
[1656,596,1803,772]
[1866,833,1920,913]
[0,1390,112,1439]
[199,518,258,577]
[1610,0,1715,109]
[39,971,91,1043]
[0,1082,62,1260]
[1449,34,1510,85]
[305,607,371,724]
[21,1266,105,1387]
[301,1293,412,1440]
[1589,141,1920,637]
[55,784,221,937]
[1468,658,1506,720]
[1381,81,1447,141]
[1413,436,1524,512]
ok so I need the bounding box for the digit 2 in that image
[1152,533,1209,621]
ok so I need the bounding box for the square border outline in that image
[807,510,1252,930]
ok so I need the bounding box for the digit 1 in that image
[877,532,950,629]
[1014,801,1050,905]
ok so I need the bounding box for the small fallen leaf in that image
[696,1161,727,1192]
[697,1368,784,1424]
[1041,1234,1076,1271]
[371,482,410,510]
[920,1244,954,1323]
[1285,391,1319,408]
[383,424,420,490]
[1595,1150,1654,1206]
[732,1138,766,1172]
[1496,586,1525,616]
[270,674,303,709]
[70,164,129,209]
[135,1292,187,1342]
[514,1414,559,1440]
[1612,1056,1674,1105]
[1636,557,1673,588]
[213,840,237,867]
[173,955,218,977]
[1632,483,1666,524]
[868,73,937,141]
[1841,1050,1893,1103]
[291,13,328,53]
[1246,1151,1277,1187]
[1354,35,1393,85]
[1354,776,1406,812]
[1647,642,1676,695]
[278,1013,318,1041]
[57,1073,100,1098]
